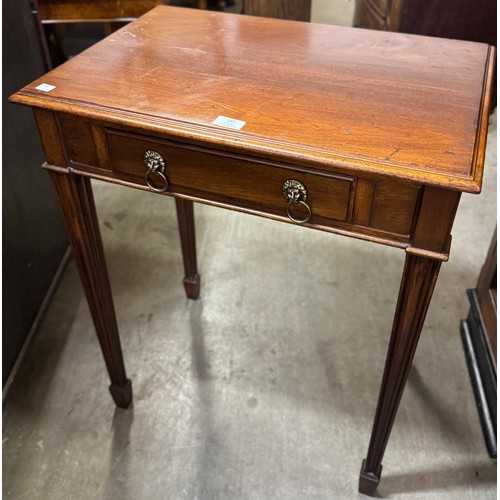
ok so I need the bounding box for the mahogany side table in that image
[10,6,494,495]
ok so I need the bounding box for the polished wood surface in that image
[36,96,132,408]
[105,128,355,224]
[13,6,494,193]
[11,6,494,496]
[54,111,424,254]
[35,0,168,22]
[49,170,132,408]
[360,184,461,492]
[360,253,443,493]
[175,198,201,299]
[33,1,172,72]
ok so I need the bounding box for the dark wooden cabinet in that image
[354,0,496,46]
[461,229,497,458]
[244,0,311,21]
[3,0,69,388]
[354,0,497,112]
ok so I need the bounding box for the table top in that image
[12,6,494,192]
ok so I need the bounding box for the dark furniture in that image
[32,0,215,70]
[10,6,494,495]
[3,0,68,389]
[32,0,171,70]
[353,0,496,46]
[461,228,497,458]
[244,0,311,21]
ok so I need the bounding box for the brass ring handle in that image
[287,200,312,224]
[144,150,168,193]
[282,179,311,224]
[145,169,168,193]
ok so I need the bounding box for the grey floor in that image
[3,1,497,499]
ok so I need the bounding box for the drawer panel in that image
[60,115,99,167]
[105,129,355,225]
[369,179,420,234]
[56,117,419,242]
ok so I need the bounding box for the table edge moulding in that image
[9,6,495,496]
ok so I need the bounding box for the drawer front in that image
[57,116,419,244]
[104,129,355,225]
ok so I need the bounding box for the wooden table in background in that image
[11,7,494,496]
[244,0,311,21]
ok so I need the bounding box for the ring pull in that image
[287,199,312,224]
[144,150,168,193]
[282,179,312,224]
[145,169,168,193]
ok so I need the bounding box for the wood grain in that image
[35,0,168,22]
[11,6,494,192]
[175,198,201,299]
[244,0,311,21]
[49,113,466,257]
[10,8,495,496]
[60,115,99,167]
[360,253,442,495]
[104,127,354,224]
[49,171,132,408]
[410,186,461,257]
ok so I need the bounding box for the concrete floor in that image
[3,1,497,499]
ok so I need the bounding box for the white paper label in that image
[35,83,56,92]
[212,115,246,130]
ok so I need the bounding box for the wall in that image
[3,0,68,386]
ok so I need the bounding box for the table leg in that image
[175,198,200,299]
[49,171,132,408]
[359,253,442,495]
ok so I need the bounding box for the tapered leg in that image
[175,198,200,299]
[49,172,132,408]
[359,254,442,495]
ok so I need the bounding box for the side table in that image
[10,6,495,495]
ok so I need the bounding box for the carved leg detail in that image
[359,254,442,495]
[175,198,200,299]
[49,172,132,408]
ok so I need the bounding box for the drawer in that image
[104,129,355,226]
[57,116,418,242]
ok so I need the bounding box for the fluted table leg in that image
[175,197,201,299]
[359,253,442,495]
[50,171,132,408]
